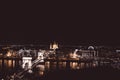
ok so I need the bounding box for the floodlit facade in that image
[69,46,98,59]
[50,42,58,50]
[22,57,32,69]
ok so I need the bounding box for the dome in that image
[88,46,94,50]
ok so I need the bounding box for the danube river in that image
[0,59,120,80]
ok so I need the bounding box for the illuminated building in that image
[50,42,59,55]
[70,46,98,59]
[50,42,58,50]
[6,51,12,57]
[18,49,37,57]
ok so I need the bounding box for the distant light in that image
[28,70,33,73]
[75,49,78,52]
[50,42,58,50]
[88,46,94,50]
[116,50,120,53]
[6,51,12,57]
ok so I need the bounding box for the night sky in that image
[0,3,119,45]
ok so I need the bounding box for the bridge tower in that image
[38,52,44,62]
[22,57,32,69]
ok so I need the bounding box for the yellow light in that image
[70,62,78,69]
[8,60,12,67]
[6,51,12,57]
[72,53,78,58]
[39,71,44,76]
[50,42,58,50]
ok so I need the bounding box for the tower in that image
[50,42,58,50]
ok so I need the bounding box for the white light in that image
[22,57,32,69]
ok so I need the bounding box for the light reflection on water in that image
[13,60,15,67]
[80,63,85,69]
[50,62,57,70]
[37,61,99,76]
[36,64,45,76]
[0,60,2,68]
[0,59,99,77]
[3,60,16,68]
[58,62,66,69]
[8,60,12,68]
[45,61,50,70]
[70,62,78,69]
[62,62,66,68]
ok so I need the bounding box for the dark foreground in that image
[25,66,120,80]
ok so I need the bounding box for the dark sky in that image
[0,3,120,45]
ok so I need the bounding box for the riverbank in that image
[0,57,22,60]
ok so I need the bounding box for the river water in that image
[0,59,120,80]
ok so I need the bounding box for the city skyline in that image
[1,2,120,80]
